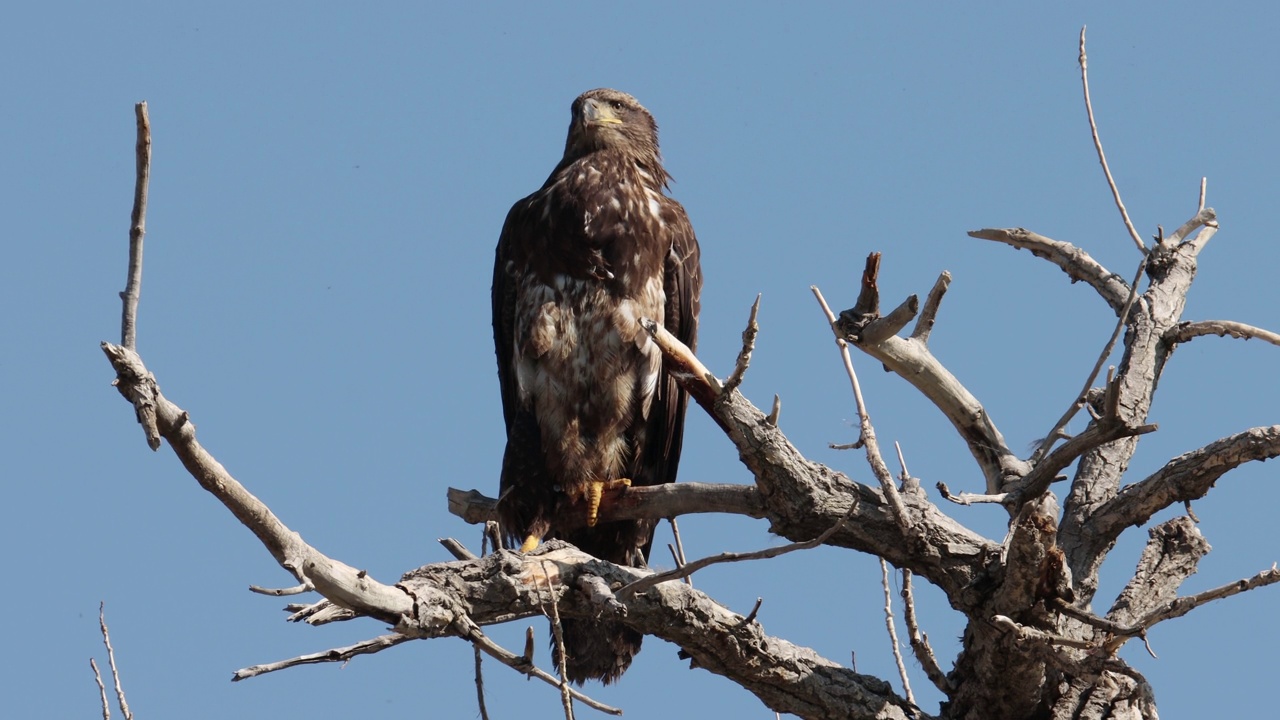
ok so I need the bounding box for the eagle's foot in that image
[586,478,632,527]
[518,534,542,553]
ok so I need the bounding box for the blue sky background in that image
[5,2,1278,717]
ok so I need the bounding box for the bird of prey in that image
[492,88,702,684]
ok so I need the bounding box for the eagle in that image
[492,88,702,684]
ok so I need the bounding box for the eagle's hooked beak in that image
[583,98,623,127]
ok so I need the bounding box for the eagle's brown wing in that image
[630,198,701,560]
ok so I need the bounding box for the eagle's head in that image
[563,88,662,168]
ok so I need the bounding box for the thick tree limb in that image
[831,281,1028,494]
[1030,257,1148,466]
[637,320,999,604]
[396,543,925,720]
[1091,426,1280,541]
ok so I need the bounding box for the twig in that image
[121,102,151,351]
[880,559,915,705]
[545,571,576,720]
[1109,564,1280,649]
[440,537,479,561]
[1198,177,1207,212]
[739,597,764,627]
[233,634,412,679]
[1049,598,1137,637]
[910,271,951,343]
[474,644,490,720]
[248,582,313,596]
[1164,320,1280,348]
[901,570,950,694]
[992,615,1095,650]
[98,603,133,720]
[1030,256,1147,465]
[668,517,692,587]
[723,294,761,394]
[618,497,858,598]
[484,520,503,555]
[765,393,781,426]
[90,659,110,720]
[1079,27,1145,254]
[454,616,622,716]
[936,482,1006,506]
[813,285,912,536]
[893,441,920,493]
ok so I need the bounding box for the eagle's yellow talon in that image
[587,478,632,527]
[519,534,541,553]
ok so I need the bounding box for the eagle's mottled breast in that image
[509,154,672,500]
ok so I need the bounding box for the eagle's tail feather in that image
[556,617,643,686]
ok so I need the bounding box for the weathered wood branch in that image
[447,482,765,528]
[1164,319,1280,347]
[120,102,150,354]
[1091,425,1280,541]
[638,319,999,604]
[101,342,414,624]
[836,289,1029,495]
[395,543,925,720]
[967,228,1132,315]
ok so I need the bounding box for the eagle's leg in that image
[586,478,632,527]
[518,534,542,553]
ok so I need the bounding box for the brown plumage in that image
[492,88,702,684]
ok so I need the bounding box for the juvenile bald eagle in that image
[492,88,702,684]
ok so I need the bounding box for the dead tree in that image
[102,32,1280,720]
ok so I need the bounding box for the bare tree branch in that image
[900,570,951,696]
[1078,27,1146,254]
[1093,426,1280,540]
[397,543,924,719]
[967,228,1131,314]
[636,317,999,600]
[831,274,1029,494]
[618,496,857,598]
[880,559,914,705]
[813,285,912,535]
[723,293,761,394]
[1030,257,1148,466]
[992,615,1095,650]
[936,482,1006,506]
[120,102,150,352]
[233,634,413,680]
[474,644,490,720]
[89,658,110,720]
[98,603,134,720]
[1120,564,1280,644]
[1106,517,1209,631]
[448,482,765,527]
[1164,319,1280,348]
[102,344,416,624]
[1165,207,1219,250]
[910,272,950,343]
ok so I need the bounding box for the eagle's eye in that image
[610,100,625,111]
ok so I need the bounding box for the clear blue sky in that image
[5,2,1277,717]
